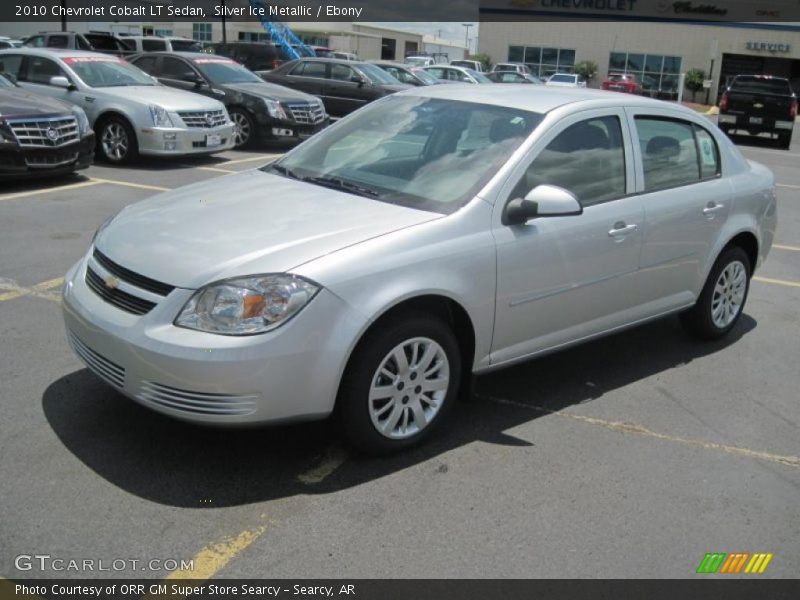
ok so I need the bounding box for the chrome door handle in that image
[608,223,638,237]
[703,203,725,216]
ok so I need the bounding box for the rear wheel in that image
[680,246,751,340]
[778,131,792,149]
[337,313,461,455]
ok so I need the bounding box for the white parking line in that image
[0,180,102,202]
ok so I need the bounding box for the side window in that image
[426,68,444,79]
[512,116,627,207]
[133,56,158,75]
[330,64,354,81]
[0,54,23,79]
[25,36,45,48]
[161,57,195,81]
[291,61,326,78]
[142,39,167,51]
[449,69,468,82]
[694,126,721,179]
[24,57,67,85]
[635,117,701,191]
[76,36,93,51]
[46,35,69,48]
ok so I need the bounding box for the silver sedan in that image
[0,48,235,163]
[62,85,777,453]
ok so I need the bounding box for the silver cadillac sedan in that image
[0,48,235,163]
[62,85,777,454]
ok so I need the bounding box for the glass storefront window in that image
[509,45,524,62]
[524,47,540,63]
[558,49,576,67]
[608,52,683,97]
[509,45,576,78]
[663,56,681,74]
[626,54,644,71]
[609,52,626,72]
[645,55,663,73]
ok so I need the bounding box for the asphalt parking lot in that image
[1,123,799,581]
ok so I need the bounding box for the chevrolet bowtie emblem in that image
[753,103,764,108]
[103,275,120,290]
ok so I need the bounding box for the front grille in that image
[178,109,227,129]
[285,102,326,125]
[93,249,174,296]
[85,267,156,316]
[67,331,125,389]
[137,381,257,416]
[7,116,80,148]
[25,151,79,168]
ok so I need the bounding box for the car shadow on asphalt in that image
[42,314,756,508]
[726,133,790,150]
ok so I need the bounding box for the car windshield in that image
[550,74,575,83]
[266,96,542,214]
[193,58,261,83]
[731,76,792,95]
[171,40,203,52]
[65,57,155,87]
[404,57,428,67]
[412,68,439,85]
[359,63,401,85]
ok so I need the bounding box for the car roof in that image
[286,57,370,66]
[399,84,687,115]
[0,48,110,59]
[131,51,218,60]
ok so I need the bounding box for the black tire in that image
[778,132,792,150]
[229,108,255,148]
[680,246,751,340]
[719,125,731,137]
[336,312,462,455]
[96,116,138,164]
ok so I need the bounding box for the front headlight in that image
[71,106,91,136]
[175,274,319,335]
[149,105,174,128]
[263,98,287,120]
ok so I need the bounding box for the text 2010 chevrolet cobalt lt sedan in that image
[62,86,777,454]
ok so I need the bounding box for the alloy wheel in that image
[368,337,450,439]
[711,260,747,329]
[231,112,251,147]
[101,123,129,162]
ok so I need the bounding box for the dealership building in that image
[479,16,800,100]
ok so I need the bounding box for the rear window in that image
[730,76,792,95]
[171,40,203,52]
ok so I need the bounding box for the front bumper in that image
[0,133,94,178]
[61,251,368,426]
[137,123,236,156]
[256,116,330,143]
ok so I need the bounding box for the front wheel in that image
[229,108,254,148]
[680,246,751,340]
[98,117,138,164]
[337,313,462,455]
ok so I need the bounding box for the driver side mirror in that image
[49,76,75,90]
[182,72,205,87]
[503,184,582,226]
[351,75,367,87]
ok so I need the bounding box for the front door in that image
[491,109,644,366]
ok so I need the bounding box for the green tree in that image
[685,68,706,102]
[574,60,598,84]
[468,53,493,72]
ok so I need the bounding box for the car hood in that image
[0,87,74,117]
[379,83,413,93]
[96,85,224,111]
[223,81,319,103]
[95,170,442,289]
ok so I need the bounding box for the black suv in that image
[262,58,410,118]
[130,52,329,147]
[0,73,94,179]
[205,42,291,73]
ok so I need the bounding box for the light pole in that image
[462,23,473,55]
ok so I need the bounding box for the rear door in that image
[627,109,730,307]
[284,60,326,98]
[326,63,368,116]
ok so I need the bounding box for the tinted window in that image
[730,76,792,95]
[161,57,196,81]
[0,54,23,79]
[291,61,326,78]
[142,39,167,51]
[514,116,626,207]
[84,34,123,51]
[132,56,158,74]
[330,63,355,81]
[46,35,69,48]
[76,36,93,50]
[170,40,202,52]
[24,57,67,85]
[636,117,700,191]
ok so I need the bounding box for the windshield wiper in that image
[304,175,382,199]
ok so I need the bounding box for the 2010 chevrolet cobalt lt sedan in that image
[62,85,777,454]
